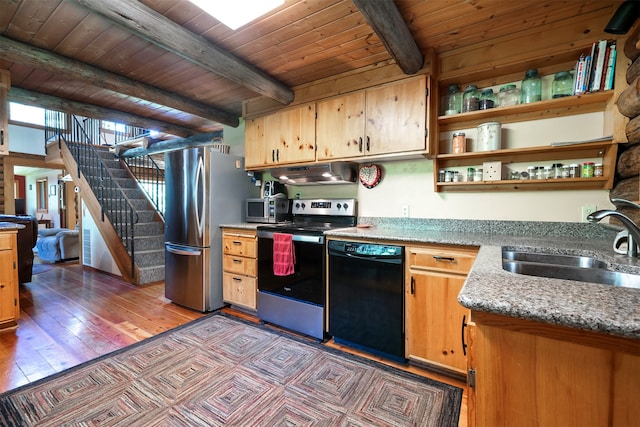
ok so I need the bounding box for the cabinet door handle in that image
[232,240,242,245]
[410,276,415,294]
[461,314,468,356]
[433,255,455,263]
[232,277,242,282]
[0,129,4,146]
[232,259,242,263]
[358,137,363,152]
[276,149,279,162]
[272,149,275,162]
[366,135,370,151]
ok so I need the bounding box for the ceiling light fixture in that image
[604,0,640,34]
[189,0,284,30]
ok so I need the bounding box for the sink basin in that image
[501,248,640,289]
[502,250,608,269]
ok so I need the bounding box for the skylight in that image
[189,0,284,30]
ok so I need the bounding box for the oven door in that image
[257,231,325,305]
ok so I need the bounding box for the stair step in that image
[127,235,165,251]
[137,265,165,285]
[134,221,163,236]
[135,249,165,267]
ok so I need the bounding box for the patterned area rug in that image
[0,314,462,426]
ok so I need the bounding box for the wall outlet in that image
[581,205,597,222]
[401,205,410,218]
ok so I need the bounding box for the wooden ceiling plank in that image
[9,87,196,137]
[0,36,239,126]
[31,1,89,50]
[70,0,294,105]
[352,0,423,74]
[3,0,62,43]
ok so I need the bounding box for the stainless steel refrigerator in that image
[164,147,256,312]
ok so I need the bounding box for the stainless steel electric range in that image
[256,198,356,339]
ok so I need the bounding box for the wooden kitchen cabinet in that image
[317,75,428,161]
[0,230,20,329]
[244,103,316,169]
[405,244,478,375]
[222,228,258,311]
[0,70,9,156]
[468,311,640,427]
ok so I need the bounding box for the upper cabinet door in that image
[244,116,267,169]
[365,76,427,156]
[316,91,366,161]
[266,103,316,165]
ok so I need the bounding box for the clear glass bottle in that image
[552,163,563,179]
[445,84,463,115]
[466,167,475,182]
[497,84,520,106]
[479,88,496,110]
[552,71,573,98]
[521,69,542,104]
[474,168,483,182]
[462,85,480,112]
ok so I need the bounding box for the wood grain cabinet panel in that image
[468,312,640,427]
[0,231,19,328]
[405,245,478,375]
[245,103,316,169]
[317,75,428,161]
[221,229,257,311]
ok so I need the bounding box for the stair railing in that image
[123,155,165,219]
[45,113,139,278]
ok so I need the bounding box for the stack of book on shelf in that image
[573,39,617,95]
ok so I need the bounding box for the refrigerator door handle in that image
[195,155,206,240]
[166,245,202,256]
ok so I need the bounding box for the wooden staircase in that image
[58,139,165,285]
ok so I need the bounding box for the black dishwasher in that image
[327,240,405,361]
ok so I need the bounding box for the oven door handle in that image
[258,231,324,244]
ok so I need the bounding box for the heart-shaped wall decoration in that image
[359,164,382,188]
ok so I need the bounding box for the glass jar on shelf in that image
[521,68,542,104]
[497,84,520,106]
[462,85,480,112]
[552,71,574,98]
[479,88,496,110]
[552,163,563,179]
[444,84,463,115]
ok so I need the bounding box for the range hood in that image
[270,162,357,185]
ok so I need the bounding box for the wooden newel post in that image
[0,69,10,156]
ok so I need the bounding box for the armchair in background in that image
[36,227,80,263]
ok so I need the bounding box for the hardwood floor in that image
[0,262,468,426]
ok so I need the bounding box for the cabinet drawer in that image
[223,234,257,258]
[222,272,257,309]
[408,246,477,274]
[223,255,257,277]
[0,233,15,251]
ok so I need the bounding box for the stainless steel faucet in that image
[587,198,640,257]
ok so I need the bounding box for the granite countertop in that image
[0,222,25,231]
[219,223,260,230]
[325,219,640,341]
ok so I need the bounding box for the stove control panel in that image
[292,198,356,216]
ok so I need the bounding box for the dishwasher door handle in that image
[329,251,403,264]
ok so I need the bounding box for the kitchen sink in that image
[501,248,640,289]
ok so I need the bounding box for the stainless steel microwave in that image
[245,197,292,223]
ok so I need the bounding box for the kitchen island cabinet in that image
[405,244,477,376]
[0,227,19,329]
[221,228,258,311]
[468,310,640,427]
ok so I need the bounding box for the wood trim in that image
[471,310,640,356]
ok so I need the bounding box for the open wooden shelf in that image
[437,90,613,131]
[436,176,611,192]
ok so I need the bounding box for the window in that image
[36,178,48,213]
[101,120,127,133]
[9,102,45,126]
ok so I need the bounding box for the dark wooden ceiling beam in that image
[0,36,239,128]
[9,87,196,138]
[70,0,294,105]
[352,0,424,74]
